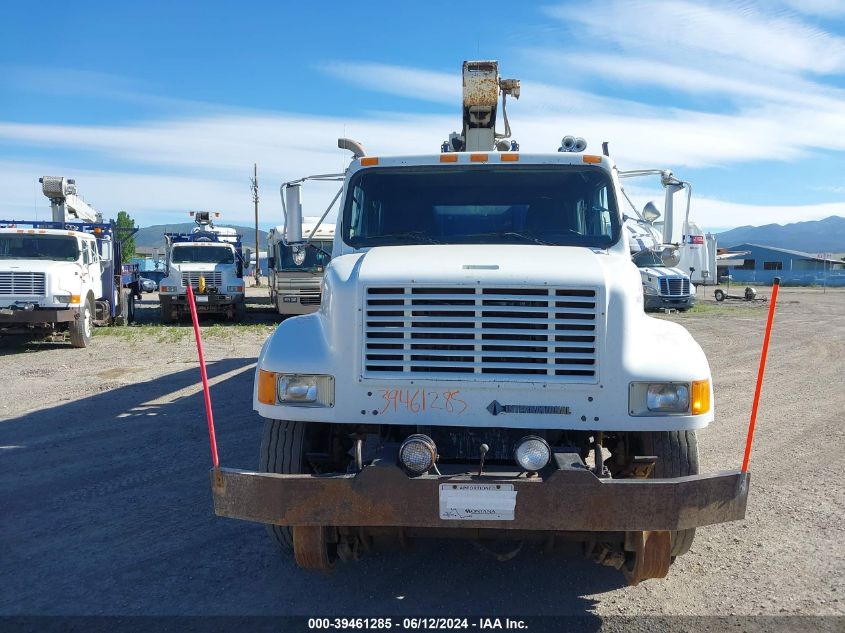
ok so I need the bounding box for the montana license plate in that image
[196,295,209,303]
[439,483,516,521]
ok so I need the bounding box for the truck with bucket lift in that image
[267,219,335,316]
[158,212,246,323]
[0,176,139,348]
[209,61,750,585]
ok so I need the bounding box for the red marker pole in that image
[187,285,220,468]
[741,277,780,473]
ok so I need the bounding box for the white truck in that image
[158,212,246,323]
[267,220,335,316]
[210,61,749,585]
[0,177,139,348]
[622,196,696,312]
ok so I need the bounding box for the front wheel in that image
[714,289,726,302]
[634,431,699,558]
[259,420,311,554]
[68,301,93,348]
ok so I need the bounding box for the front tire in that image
[259,420,311,553]
[68,301,93,348]
[636,431,699,558]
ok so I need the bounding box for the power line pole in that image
[250,163,260,287]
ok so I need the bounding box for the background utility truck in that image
[0,176,138,348]
[158,212,246,323]
[267,219,334,316]
[210,60,749,585]
[621,187,696,311]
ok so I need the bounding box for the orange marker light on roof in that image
[360,157,379,166]
[582,154,602,164]
[500,153,519,162]
[470,153,488,162]
[440,154,458,163]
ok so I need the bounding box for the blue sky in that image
[1,0,844,231]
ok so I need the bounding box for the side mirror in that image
[285,184,303,244]
[662,182,685,245]
[642,201,661,223]
[660,246,680,267]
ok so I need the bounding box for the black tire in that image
[714,289,726,302]
[115,289,131,326]
[68,300,93,348]
[259,419,311,553]
[636,431,699,558]
[160,296,175,324]
[127,293,136,324]
[234,300,247,323]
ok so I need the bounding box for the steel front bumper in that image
[166,294,237,309]
[211,452,749,532]
[645,295,696,310]
[0,307,77,324]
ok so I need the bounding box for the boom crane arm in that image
[39,176,101,223]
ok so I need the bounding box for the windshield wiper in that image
[463,231,553,246]
[373,231,442,245]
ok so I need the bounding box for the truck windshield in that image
[343,165,620,248]
[172,246,235,264]
[172,245,234,264]
[0,234,79,261]
[632,251,665,268]
[280,240,332,272]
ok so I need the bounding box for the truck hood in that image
[639,266,686,278]
[0,259,80,274]
[354,244,612,288]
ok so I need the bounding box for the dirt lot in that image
[1,286,843,623]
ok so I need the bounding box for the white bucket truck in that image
[267,219,335,316]
[158,212,246,322]
[210,61,749,585]
[0,177,138,348]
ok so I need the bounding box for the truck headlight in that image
[647,384,690,412]
[257,371,335,407]
[227,285,243,292]
[399,434,437,475]
[643,285,659,296]
[53,294,80,304]
[629,380,710,416]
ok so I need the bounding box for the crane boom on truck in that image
[208,60,750,586]
[0,177,139,347]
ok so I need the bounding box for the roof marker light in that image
[360,157,379,166]
[440,154,458,163]
[500,153,519,162]
[470,153,488,162]
[583,155,602,164]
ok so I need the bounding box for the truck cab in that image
[0,222,136,347]
[267,221,334,316]
[634,249,696,311]
[158,213,246,322]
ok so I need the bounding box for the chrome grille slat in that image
[181,271,223,289]
[364,286,599,382]
[0,272,46,296]
[659,277,690,296]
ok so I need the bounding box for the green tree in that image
[115,210,137,264]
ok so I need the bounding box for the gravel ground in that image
[1,286,843,623]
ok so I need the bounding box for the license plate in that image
[196,296,209,303]
[439,483,516,521]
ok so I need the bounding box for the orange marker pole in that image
[187,285,220,468]
[741,277,780,473]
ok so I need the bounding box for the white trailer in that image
[210,61,749,585]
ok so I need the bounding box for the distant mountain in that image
[134,223,269,251]
[716,215,845,253]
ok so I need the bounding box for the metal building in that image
[718,243,845,286]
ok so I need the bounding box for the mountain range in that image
[134,223,269,252]
[715,216,844,253]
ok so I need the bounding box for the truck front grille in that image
[300,294,321,306]
[659,277,690,296]
[0,272,46,296]
[182,271,223,289]
[363,286,599,382]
